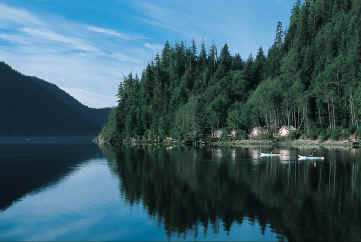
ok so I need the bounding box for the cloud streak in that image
[61,88,117,108]
[0,0,294,107]
[22,28,99,52]
[87,25,146,40]
[0,3,43,26]
[134,0,293,57]
[144,42,163,51]
[0,2,159,108]
[136,2,204,40]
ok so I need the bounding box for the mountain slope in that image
[0,61,111,136]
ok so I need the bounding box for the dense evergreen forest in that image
[0,62,111,136]
[104,0,361,142]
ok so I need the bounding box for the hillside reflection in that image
[102,145,361,241]
[0,143,101,211]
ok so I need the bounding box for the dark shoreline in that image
[95,134,359,149]
[0,136,95,144]
[210,139,358,148]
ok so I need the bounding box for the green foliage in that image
[253,132,273,141]
[108,0,361,141]
[319,129,330,142]
[239,130,248,140]
[318,127,349,141]
[226,102,251,131]
[289,131,299,140]
[356,128,361,138]
[112,41,255,140]
[306,127,322,140]
[171,96,202,140]
[99,108,118,142]
[329,127,343,141]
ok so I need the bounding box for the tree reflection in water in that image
[101,145,361,241]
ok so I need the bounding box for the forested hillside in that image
[106,0,361,142]
[0,62,111,136]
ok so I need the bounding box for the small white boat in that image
[298,155,324,160]
[259,152,281,157]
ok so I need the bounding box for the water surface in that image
[1,143,361,241]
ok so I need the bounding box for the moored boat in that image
[259,152,281,157]
[298,155,324,160]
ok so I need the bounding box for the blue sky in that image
[0,0,295,108]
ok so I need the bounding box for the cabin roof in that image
[280,125,297,131]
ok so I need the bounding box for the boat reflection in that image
[102,145,361,241]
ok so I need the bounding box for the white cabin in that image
[229,129,241,137]
[212,129,224,138]
[250,127,268,138]
[278,125,297,137]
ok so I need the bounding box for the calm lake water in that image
[1,142,361,241]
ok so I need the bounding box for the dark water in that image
[1,143,361,241]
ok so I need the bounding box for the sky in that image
[0,0,295,108]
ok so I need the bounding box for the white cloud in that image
[22,28,99,52]
[137,17,179,34]
[112,53,143,64]
[0,2,158,108]
[144,42,163,51]
[0,3,43,26]
[136,2,204,41]
[61,87,117,108]
[0,0,291,109]
[0,47,137,108]
[0,33,29,45]
[134,0,281,57]
[87,25,146,40]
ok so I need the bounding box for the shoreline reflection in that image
[102,145,361,241]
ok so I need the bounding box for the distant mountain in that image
[0,61,111,136]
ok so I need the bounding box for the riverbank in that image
[94,133,359,149]
[93,135,179,146]
[211,139,358,148]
